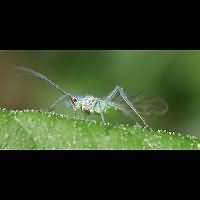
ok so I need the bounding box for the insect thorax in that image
[81,96,99,114]
[73,96,115,114]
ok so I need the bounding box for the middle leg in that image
[98,101,105,123]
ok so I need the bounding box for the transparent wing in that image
[114,91,168,117]
[132,96,168,116]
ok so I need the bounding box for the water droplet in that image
[4,134,9,139]
[72,136,76,145]
[2,108,7,112]
[122,127,127,131]
[47,135,53,140]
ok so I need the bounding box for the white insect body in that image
[71,96,115,113]
[15,66,168,128]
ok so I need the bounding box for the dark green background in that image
[0,50,200,136]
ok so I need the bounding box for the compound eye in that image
[73,97,77,102]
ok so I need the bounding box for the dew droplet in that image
[4,134,9,139]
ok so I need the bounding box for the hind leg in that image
[105,86,149,127]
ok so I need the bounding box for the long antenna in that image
[15,65,70,96]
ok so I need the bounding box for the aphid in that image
[15,65,168,128]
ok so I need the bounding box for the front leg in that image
[106,86,149,128]
[48,94,73,112]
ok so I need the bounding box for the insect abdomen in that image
[94,101,114,114]
[83,108,91,114]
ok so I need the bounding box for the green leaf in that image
[0,108,200,149]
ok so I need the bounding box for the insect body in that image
[69,95,120,122]
[72,96,114,113]
[15,66,168,128]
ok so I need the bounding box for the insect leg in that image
[97,101,105,123]
[100,113,105,123]
[118,87,149,127]
[48,94,72,112]
[106,86,149,127]
[15,66,76,112]
[105,86,121,101]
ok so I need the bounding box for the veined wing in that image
[132,96,168,116]
[114,92,168,117]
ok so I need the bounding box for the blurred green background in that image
[0,50,200,136]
